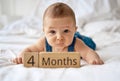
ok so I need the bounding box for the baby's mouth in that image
[56,43,64,46]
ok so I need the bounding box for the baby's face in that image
[43,17,77,48]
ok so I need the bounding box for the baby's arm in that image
[75,38,104,65]
[13,37,45,64]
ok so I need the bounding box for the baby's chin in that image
[50,42,70,48]
[52,44,66,48]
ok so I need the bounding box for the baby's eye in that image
[64,29,69,33]
[50,30,56,34]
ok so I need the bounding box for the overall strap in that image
[68,37,76,52]
[45,38,52,52]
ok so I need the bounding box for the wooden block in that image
[23,52,39,67]
[39,52,80,68]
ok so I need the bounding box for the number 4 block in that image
[23,52,39,67]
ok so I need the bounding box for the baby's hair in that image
[43,2,76,24]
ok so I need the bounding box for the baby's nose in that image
[56,33,63,40]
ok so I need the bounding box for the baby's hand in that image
[85,53,104,65]
[12,56,23,64]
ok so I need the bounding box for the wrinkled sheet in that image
[0,46,120,81]
[0,20,120,81]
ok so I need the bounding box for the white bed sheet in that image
[0,45,120,81]
[0,20,120,81]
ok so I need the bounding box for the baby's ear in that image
[75,26,78,31]
[43,28,44,32]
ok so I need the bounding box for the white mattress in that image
[0,20,120,81]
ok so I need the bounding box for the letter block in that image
[39,52,80,68]
[23,52,81,68]
[23,52,39,67]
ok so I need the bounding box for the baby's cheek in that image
[66,38,73,45]
[47,38,55,45]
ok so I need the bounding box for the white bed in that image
[0,0,120,81]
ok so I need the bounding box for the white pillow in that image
[82,20,120,36]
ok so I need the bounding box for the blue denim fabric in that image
[74,32,96,50]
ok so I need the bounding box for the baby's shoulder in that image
[36,37,45,45]
[75,38,87,51]
[37,36,45,41]
[34,37,46,51]
[75,38,84,45]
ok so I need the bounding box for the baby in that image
[13,2,104,65]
